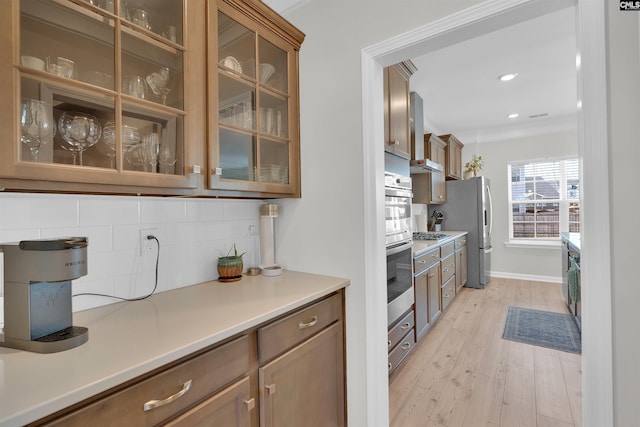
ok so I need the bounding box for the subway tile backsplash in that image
[0,193,265,313]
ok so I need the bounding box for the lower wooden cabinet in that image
[33,291,346,427]
[455,236,468,292]
[259,322,345,427]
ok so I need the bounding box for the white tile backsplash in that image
[0,193,263,312]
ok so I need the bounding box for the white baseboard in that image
[490,271,562,284]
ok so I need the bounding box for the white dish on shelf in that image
[21,56,45,71]
[219,56,242,73]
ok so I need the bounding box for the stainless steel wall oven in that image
[385,172,414,326]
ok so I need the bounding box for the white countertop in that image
[413,231,468,256]
[0,270,349,426]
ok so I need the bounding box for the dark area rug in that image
[502,306,581,354]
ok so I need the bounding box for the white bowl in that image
[259,63,275,82]
[21,56,45,71]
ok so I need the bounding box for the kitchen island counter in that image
[413,231,468,256]
[0,270,349,427]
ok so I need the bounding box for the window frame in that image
[507,156,580,244]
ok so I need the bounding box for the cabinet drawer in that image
[414,247,440,273]
[441,277,456,311]
[388,330,415,375]
[46,335,250,426]
[258,292,342,363]
[440,241,455,259]
[441,253,456,283]
[454,236,467,249]
[388,310,414,351]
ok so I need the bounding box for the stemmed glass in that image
[159,144,177,174]
[146,67,172,105]
[21,99,54,162]
[58,112,102,166]
[142,133,160,172]
[99,121,141,168]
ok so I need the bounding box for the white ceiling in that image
[264,1,578,144]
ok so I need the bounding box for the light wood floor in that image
[389,277,582,427]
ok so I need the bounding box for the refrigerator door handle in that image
[486,185,493,239]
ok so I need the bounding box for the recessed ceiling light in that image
[507,113,519,119]
[499,73,518,82]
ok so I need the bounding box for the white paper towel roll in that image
[415,214,427,233]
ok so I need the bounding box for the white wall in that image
[278,1,485,425]
[605,3,640,425]
[0,194,263,313]
[463,129,578,282]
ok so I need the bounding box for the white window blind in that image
[508,158,580,240]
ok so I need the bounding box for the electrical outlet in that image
[139,228,158,256]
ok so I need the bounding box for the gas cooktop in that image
[413,232,450,241]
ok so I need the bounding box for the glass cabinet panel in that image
[258,37,287,92]
[218,13,255,79]
[119,0,184,45]
[15,0,189,186]
[21,0,115,90]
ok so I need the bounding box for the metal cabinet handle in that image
[417,259,426,264]
[388,363,393,371]
[266,384,276,395]
[388,340,392,347]
[244,398,255,411]
[400,322,411,330]
[298,315,318,329]
[401,342,411,350]
[393,139,400,146]
[144,380,192,411]
[443,268,449,273]
[444,293,450,298]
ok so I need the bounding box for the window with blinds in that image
[508,158,580,239]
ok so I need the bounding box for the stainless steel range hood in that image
[409,92,444,174]
[410,158,444,173]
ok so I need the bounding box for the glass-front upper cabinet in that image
[0,0,201,193]
[209,0,304,197]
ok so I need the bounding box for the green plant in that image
[218,243,246,260]
[465,154,484,176]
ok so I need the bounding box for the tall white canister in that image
[259,203,282,276]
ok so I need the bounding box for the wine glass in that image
[100,121,141,168]
[142,133,160,172]
[58,112,102,166]
[146,67,171,105]
[21,99,54,162]
[159,144,177,174]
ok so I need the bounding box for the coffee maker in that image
[0,237,89,353]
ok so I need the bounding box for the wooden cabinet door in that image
[384,64,413,159]
[259,322,345,427]
[414,270,428,341]
[441,134,464,180]
[208,1,304,197]
[425,135,447,204]
[427,263,441,324]
[459,245,468,290]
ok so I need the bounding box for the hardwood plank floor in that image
[389,277,582,427]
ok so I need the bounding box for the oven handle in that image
[386,241,413,256]
[385,187,413,198]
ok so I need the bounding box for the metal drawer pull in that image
[400,322,411,330]
[298,315,318,329]
[388,340,392,346]
[388,363,393,371]
[428,274,435,278]
[401,342,411,350]
[244,398,255,411]
[266,384,276,395]
[444,293,450,298]
[418,259,426,264]
[144,380,192,411]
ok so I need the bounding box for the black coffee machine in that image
[1,237,88,353]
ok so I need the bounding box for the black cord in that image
[73,235,160,302]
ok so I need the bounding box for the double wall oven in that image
[385,172,414,326]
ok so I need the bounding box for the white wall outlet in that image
[139,228,158,256]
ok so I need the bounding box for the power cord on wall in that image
[73,235,160,302]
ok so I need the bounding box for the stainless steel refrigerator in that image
[439,176,493,289]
